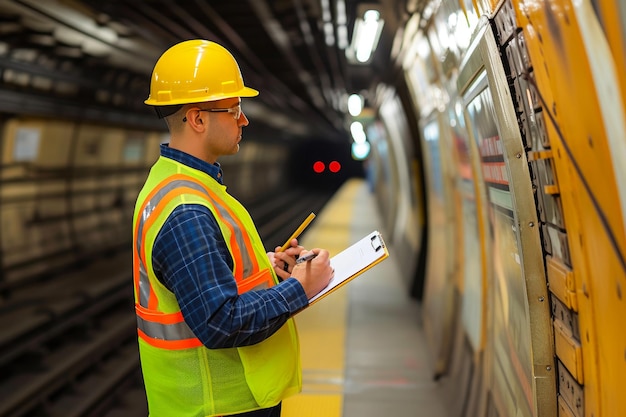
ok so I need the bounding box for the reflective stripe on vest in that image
[133,174,273,350]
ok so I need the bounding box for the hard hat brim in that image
[145,86,259,106]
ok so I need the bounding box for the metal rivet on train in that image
[516,152,522,158]
[546,366,551,371]
[538,296,544,302]
[528,222,534,227]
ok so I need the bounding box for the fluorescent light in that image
[350,121,367,144]
[320,0,331,22]
[352,10,384,63]
[337,25,349,49]
[348,94,363,116]
[324,21,335,46]
[336,0,348,49]
[352,141,371,160]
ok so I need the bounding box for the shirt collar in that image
[160,143,224,184]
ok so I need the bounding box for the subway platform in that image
[282,179,448,417]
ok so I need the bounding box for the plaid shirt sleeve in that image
[152,204,309,348]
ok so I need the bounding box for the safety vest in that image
[132,156,301,417]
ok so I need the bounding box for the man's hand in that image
[268,238,304,280]
[290,248,333,299]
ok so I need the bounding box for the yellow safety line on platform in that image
[282,179,363,417]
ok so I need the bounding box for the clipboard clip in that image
[370,233,385,252]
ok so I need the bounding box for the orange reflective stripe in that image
[139,185,210,310]
[136,304,185,324]
[231,228,245,280]
[237,280,271,294]
[147,284,158,311]
[237,269,274,294]
[136,304,202,349]
[133,175,176,306]
[137,328,203,350]
[202,193,244,280]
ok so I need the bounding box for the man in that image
[133,39,334,417]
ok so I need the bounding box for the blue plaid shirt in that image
[151,144,308,349]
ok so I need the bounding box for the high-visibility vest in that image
[132,155,301,417]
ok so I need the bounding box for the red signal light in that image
[329,161,341,173]
[313,161,325,173]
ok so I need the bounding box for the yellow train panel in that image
[553,319,583,384]
[546,256,578,311]
[558,396,578,417]
[513,0,626,416]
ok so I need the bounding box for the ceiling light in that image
[336,0,349,49]
[348,9,384,64]
[352,141,371,160]
[348,94,363,116]
[350,121,367,144]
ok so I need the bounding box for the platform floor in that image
[282,179,448,417]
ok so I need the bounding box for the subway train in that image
[374,0,626,416]
[0,1,625,417]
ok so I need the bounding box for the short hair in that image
[163,106,187,132]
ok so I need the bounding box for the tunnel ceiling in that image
[0,0,411,142]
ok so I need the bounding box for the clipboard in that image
[308,230,389,305]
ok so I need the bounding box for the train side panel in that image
[395,0,626,415]
[508,0,626,415]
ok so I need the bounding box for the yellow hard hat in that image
[144,39,259,108]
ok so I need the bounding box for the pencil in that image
[279,212,316,252]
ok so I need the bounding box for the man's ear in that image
[184,108,207,132]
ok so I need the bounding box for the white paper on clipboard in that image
[308,230,388,305]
